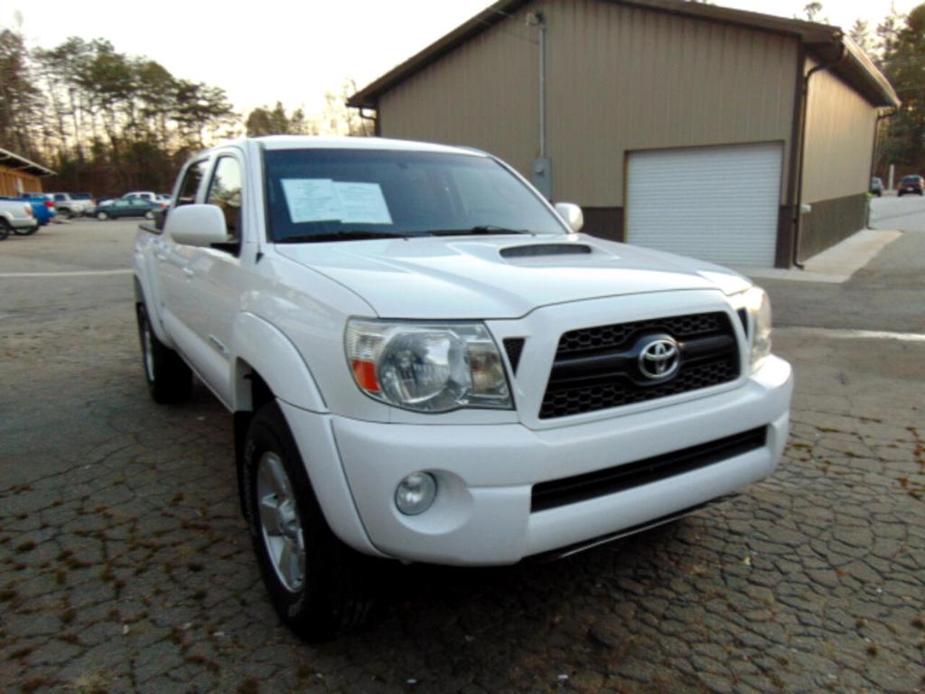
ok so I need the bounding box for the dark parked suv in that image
[898,175,924,196]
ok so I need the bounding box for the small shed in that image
[0,147,55,196]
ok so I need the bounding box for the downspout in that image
[792,42,847,268]
[358,107,379,136]
[870,107,897,179]
[538,13,547,159]
[868,107,897,227]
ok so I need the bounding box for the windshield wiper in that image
[276,230,408,244]
[426,226,535,237]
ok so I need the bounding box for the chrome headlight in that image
[735,287,772,371]
[345,319,512,413]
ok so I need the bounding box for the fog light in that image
[395,472,437,516]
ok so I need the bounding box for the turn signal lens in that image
[350,359,380,393]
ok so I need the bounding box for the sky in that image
[8,0,921,120]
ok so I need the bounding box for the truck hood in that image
[275,233,751,319]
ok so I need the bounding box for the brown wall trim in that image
[778,42,807,269]
[798,193,868,261]
[582,207,624,242]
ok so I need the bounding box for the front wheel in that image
[0,220,9,241]
[144,210,155,220]
[136,303,192,403]
[243,403,374,641]
[97,211,109,220]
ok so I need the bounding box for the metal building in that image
[349,0,899,268]
[0,148,54,196]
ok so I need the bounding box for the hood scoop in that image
[500,243,593,259]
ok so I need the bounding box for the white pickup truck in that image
[0,199,39,240]
[133,136,792,639]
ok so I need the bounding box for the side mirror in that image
[153,207,168,231]
[165,204,229,247]
[555,202,584,233]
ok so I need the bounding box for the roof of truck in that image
[234,135,488,156]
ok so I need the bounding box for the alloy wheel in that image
[256,451,306,592]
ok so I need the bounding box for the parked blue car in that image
[17,194,56,226]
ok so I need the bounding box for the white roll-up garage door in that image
[626,143,783,267]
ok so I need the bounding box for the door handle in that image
[182,267,195,278]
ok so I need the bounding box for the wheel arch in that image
[230,313,327,415]
[133,273,173,346]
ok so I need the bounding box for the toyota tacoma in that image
[133,136,792,639]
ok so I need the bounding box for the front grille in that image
[531,427,767,512]
[540,312,740,419]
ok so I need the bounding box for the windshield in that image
[263,148,567,242]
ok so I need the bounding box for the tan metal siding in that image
[801,57,878,204]
[378,0,799,207]
[379,5,539,177]
[544,0,797,205]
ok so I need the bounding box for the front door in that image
[180,152,246,406]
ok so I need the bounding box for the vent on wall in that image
[500,244,592,259]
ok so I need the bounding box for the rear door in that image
[626,143,783,268]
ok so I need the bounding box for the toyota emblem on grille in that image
[638,335,681,381]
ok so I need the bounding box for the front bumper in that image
[283,355,792,566]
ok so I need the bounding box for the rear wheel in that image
[243,403,374,641]
[0,220,9,241]
[97,211,109,220]
[144,210,155,220]
[136,303,192,403]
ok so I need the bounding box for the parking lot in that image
[1,206,923,692]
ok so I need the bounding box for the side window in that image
[206,156,243,249]
[177,160,208,206]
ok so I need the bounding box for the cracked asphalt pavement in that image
[1,214,923,692]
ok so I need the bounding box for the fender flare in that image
[132,271,173,346]
[231,313,327,413]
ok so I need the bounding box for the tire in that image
[13,224,38,236]
[97,211,109,220]
[136,303,192,404]
[243,403,374,641]
[0,220,9,241]
[898,191,904,197]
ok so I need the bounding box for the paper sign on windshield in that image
[281,178,392,225]
[333,182,392,224]
[281,179,341,223]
